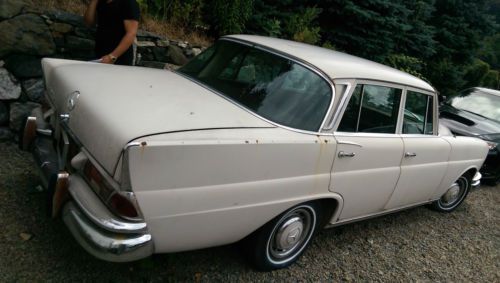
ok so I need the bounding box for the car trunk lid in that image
[42,58,273,174]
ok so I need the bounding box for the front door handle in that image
[338,151,356,158]
[404,152,417,158]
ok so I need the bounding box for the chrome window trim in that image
[396,86,408,135]
[176,37,336,136]
[333,132,400,138]
[399,134,443,138]
[323,82,352,132]
[332,79,405,135]
[403,87,437,136]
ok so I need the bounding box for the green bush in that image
[385,54,426,80]
[463,59,490,89]
[209,0,254,35]
[286,7,321,44]
[481,70,500,89]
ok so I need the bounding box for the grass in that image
[29,0,212,46]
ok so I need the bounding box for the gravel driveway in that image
[1,141,498,282]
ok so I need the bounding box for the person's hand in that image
[100,55,114,64]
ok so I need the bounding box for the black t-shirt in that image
[95,0,140,65]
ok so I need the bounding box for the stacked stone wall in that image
[0,0,204,141]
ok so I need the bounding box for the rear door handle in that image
[338,151,356,158]
[404,152,417,158]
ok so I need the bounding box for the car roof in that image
[474,87,500,96]
[224,35,435,92]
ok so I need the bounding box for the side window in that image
[403,91,434,135]
[338,84,402,134]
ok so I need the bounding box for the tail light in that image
[83,161,141,220]
[108,193,138,218]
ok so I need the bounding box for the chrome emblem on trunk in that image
[67,91,80,111]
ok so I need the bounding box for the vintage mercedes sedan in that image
[22,35,488,270]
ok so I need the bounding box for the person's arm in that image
[84,0,99,27]
[100,19,138,63]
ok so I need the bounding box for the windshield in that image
[447,89,500,123]
[178,40,333,132]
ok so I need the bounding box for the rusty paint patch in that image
[141,141,147,147]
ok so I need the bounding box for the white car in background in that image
[22,35,488,270]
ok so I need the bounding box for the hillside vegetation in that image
[33,0,500,96]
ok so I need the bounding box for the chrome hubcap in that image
[442,183,461,205]
[275,217,304,250]
[269,207,313,260]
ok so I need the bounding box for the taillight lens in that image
[83,161,140,220]
[108,193,138,218]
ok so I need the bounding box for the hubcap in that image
[442,183,460,204]
[275,217,304,251]
[268,207,314,260]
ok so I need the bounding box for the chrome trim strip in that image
[326,199,434,227]
[325,82,352,131]
[335,78,435,93]
[337,141,363,147]
[333,132,400,138]
[120,142,141,192]
[395,86,407,135]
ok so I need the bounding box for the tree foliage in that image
[139,0,500,94]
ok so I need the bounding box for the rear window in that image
[179,40,333,132]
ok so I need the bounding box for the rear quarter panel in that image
[126,128,341,253]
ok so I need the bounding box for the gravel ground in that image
[1,141,499,282]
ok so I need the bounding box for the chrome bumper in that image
[472,172,481,188]
[22,116,154,262]
[63,202,153,262]
[63,175,154,262]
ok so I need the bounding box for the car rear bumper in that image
[62,201,153,262]
[22,115,154,262]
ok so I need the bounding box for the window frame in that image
[332,80,405,137]
[401,86,437,137]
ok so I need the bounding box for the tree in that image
[206,0,254,35]
[317,0,429,62]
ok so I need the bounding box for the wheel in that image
[245,202,322,270]
[430,175,470,212]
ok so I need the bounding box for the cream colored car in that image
[22,35,488,270]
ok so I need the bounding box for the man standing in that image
[84,0,140,66]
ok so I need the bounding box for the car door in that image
[384,88,451,209]
[330,82,404,221]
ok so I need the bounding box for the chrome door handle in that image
[338,151,356,158]
[404,152,417,157]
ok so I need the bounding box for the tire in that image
[245,202,322,271]
[430,175,470,212]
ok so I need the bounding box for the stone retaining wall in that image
[0,0,204,141]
